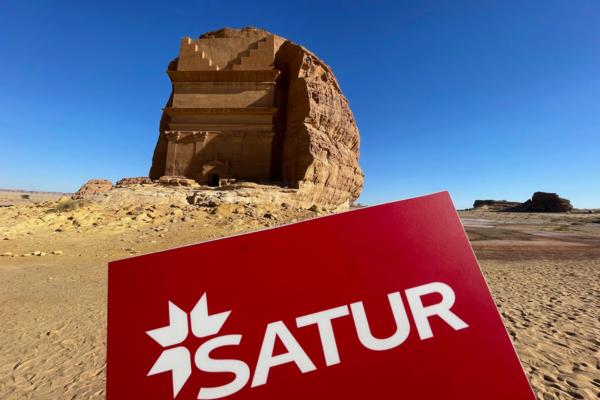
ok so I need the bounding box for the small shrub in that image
[50,199,91,212]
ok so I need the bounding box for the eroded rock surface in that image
[72,179,113,200]
[473,200,522,211]
[473,192,573,213]
[531,192,573,212]
[149,27,363,208]
[115,177,153,187]
[509,192,573,213]
[274,40,363,207]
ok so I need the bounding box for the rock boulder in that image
[472,192,573,213]
[531,192,573,212]
[72,179,113,199]
[506,192,573,212]
[508,192,573,213]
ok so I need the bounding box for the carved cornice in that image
[172,81,275,89]
[163,107,278,116]
[168,70,280,83]
[164,129,275,142]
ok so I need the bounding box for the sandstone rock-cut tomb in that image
[149,27,363,207]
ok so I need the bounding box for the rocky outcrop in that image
[508,192,573,213]
[473,192,573,213]
[158,176,199,187]
[186,182,347,211]
[149,27,363,209]
[473,200,521,211]
[72,179,113,199]
[115,177,153,187]
[531,192,573,212]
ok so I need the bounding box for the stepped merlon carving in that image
[178,38,220,71]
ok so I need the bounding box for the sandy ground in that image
[0,189,69,207]
[0,192,599,399]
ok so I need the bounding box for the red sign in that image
[107,192,535,399]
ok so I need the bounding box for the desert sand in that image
[0,189,599,399]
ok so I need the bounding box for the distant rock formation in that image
[149,27,363,208]
[72,179,113,199]
[473,192,573,213]
[472,200,521,211]
[507,192,573,213]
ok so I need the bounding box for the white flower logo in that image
[146,293,232,398]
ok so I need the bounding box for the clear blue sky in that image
[1,1,599,209]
